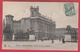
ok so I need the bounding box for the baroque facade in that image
[4,6,56,40]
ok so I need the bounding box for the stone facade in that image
[4,6,56,40]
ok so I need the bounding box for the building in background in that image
[55,27,78,42]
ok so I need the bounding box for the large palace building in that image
[3,6,56,41]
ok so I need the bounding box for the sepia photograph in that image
[2,2,78,50]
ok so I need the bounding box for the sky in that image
[3,2,78,28]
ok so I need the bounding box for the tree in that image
[15,30,23,41]
[74,30,77,42]
[3,24,13,41]
[15,30,29,41]
[71,29,77,42]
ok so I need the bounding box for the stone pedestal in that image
[29,35,35,41]
[12,34,15,41]
[64,34,71,41]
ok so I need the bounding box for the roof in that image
[13,20,21,23]
[5,14,14,17]
[56,28,66,30]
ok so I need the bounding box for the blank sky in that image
[3,2,78,28]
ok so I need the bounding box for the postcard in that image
[1,0,79,52]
